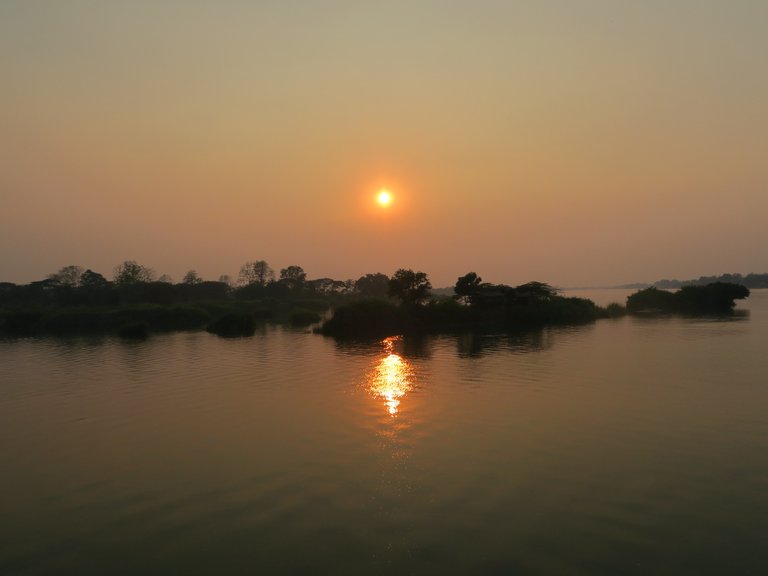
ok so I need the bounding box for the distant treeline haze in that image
[619,272,768,290]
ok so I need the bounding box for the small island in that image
[625,283,750,315]
[318,272,622,338]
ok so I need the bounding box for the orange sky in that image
[1,1,767,287]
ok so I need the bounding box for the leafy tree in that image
[48,265,84,287]
[454,272,483,305]
[183,270,203,285]
[238,260,274,287]
[77,269,113,306]
[218,274,233,286]
[80,269,109,288]
[355,273,390,299]
[514,281,558,302]
[279,265,307,290]
[113,261,155,285]
[158,274,174,284]
[388,269,432,305]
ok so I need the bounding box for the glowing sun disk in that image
[377,190,392,206]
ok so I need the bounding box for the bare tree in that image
[48,265,84,287]
[238,260,274,287]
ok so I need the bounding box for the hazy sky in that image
[2,1,766,287]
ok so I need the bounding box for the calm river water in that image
[2,290,767,575]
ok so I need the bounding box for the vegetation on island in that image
[0,261,751,340]
[0,261,332,338]
[318,271,624,338]
[626,283,750,314]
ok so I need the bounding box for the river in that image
[1,290,767,575]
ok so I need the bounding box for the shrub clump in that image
[627,283,749,314]
[603,302,627,318]
[626,287,677,313]
[318,300,403,338]
[118,322,149,339]
[289,310,322,327]
[206,312,257,337]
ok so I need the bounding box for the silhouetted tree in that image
[279,265,306,291]
[80,269,109,289]
[113,261,155,285]
[157,274,174,284]
[78,269,114,306]
[218,274,233,286]
[48,265,84,287]
[238,260,274,287]
[388,269,432,305]
[183,270,203,285]
[513,281,558,303]
[355,273,390,299]
[454,272,482,305]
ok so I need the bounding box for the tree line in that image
[616,272,768,290]
[652,272,768,290]
[1,261,750,339]
[0,261,397,308]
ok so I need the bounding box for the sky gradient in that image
[2,1,766,287]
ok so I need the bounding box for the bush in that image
[289,310,322,327]
[626,287,677,313]
[0,310,44,335]
[144,306,212,331]
[627,283,749,314]
[39,308,112,333]
[206,312,257,337]
[604,302,627,317]
[674,282,750,313]
[118,322,149,339]
[319,300,403,338]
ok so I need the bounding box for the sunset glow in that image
[0,2,766,288]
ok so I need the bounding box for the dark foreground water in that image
[2,291,768,575]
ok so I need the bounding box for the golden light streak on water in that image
[368,337,413,415]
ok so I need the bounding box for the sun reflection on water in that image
[368,337,413,416]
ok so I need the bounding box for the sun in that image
[377,189,392,207]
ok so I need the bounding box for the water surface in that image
[2,291,767,575]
